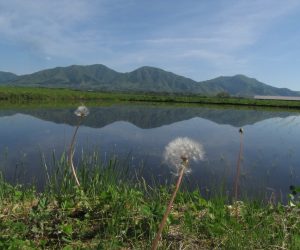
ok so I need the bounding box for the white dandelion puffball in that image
[164,137,205,173]
[74,105,89,117]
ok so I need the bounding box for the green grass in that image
[0,152,299,249]
[2,86,300,109]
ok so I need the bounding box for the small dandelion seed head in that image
[74,105,89,117]
[163,137,205,174]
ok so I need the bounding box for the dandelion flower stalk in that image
[151,158,187,250]
[151,137,204,250]
[234,128,244,217]
[68,105,89,187]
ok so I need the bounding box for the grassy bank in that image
[1,153,299,249]
[2,86,300,109]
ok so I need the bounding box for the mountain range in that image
[0,64,298,97]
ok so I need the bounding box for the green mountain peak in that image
[0,64,298,97]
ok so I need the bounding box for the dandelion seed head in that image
[74,105,89,117]
[164,137,205,173]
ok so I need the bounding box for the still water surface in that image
[0,104,300,200]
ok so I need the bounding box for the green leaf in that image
[62,224,73,236]
[14,190,22,199]
[141,205,152,216]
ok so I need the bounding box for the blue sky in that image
[0,0,300,90]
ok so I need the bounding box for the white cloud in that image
[0,0,104,59]
[213,0,300,47]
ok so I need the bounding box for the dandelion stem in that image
[234,129,243,218]
[68,117,83,187]
[151,164,186,250]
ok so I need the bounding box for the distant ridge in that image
[0,71,18,83]
[0,64,298,97]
